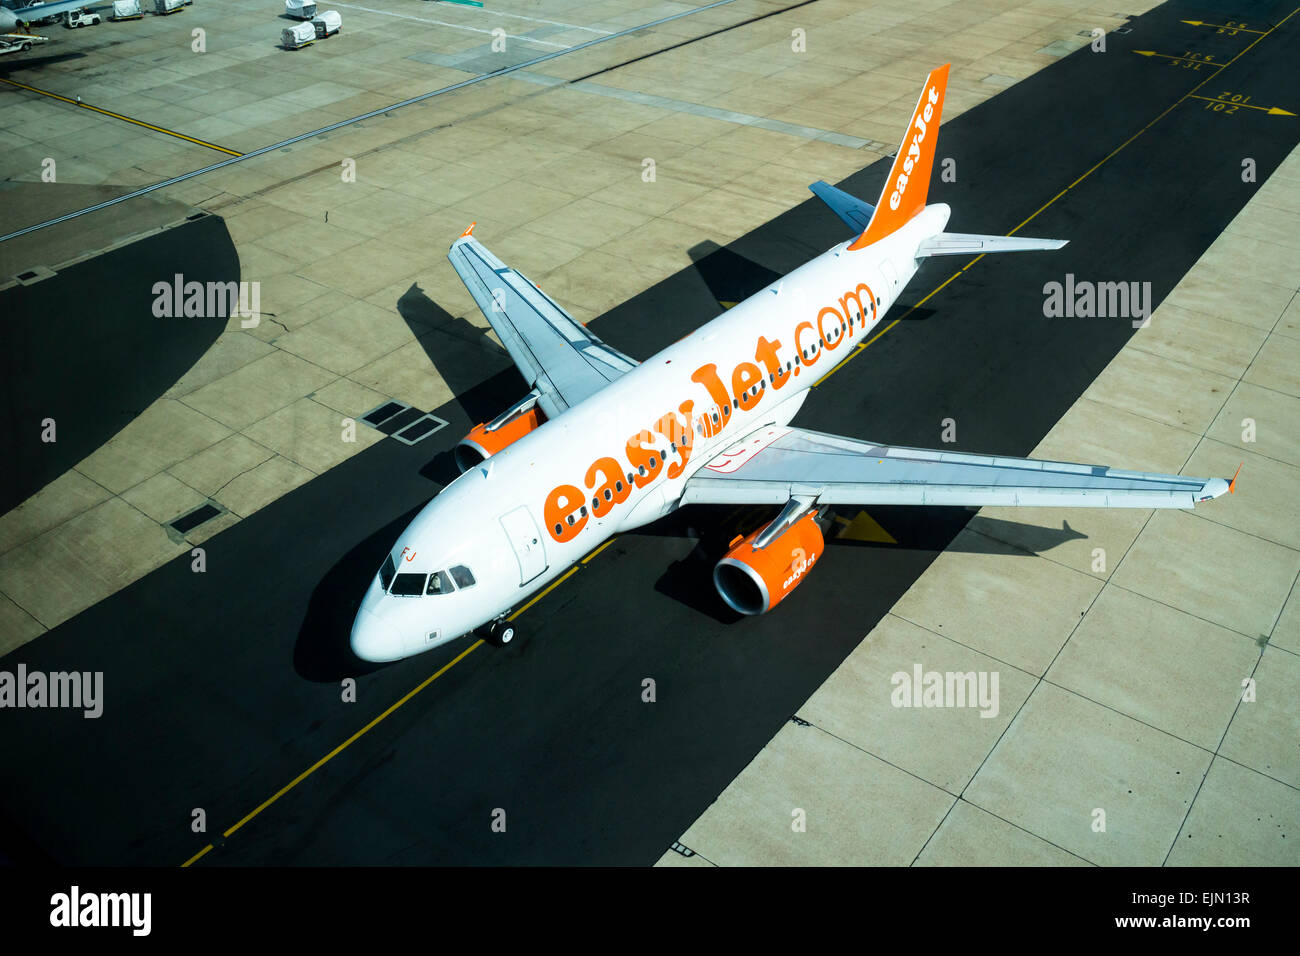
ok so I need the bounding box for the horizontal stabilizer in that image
[809,180,875,233]
[916,232,1068,257]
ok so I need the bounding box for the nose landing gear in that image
[484,619,515,647]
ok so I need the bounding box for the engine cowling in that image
[454,405,545,473]
[713,512,824,615]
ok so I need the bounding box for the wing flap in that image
[682,427,1231,509]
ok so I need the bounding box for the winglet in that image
[459,221,477,238]
[1229,462,1243,494]
[848,63,950,251]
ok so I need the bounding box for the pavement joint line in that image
[181,638,486,866]
[511,70,871,148]
[0,0,744,245]
[791,685,1096,866]
[812,5,1298,390]
[328,2,572,48]
[439,1,614,35]
[0,77,242,156]
[1162,643,1271,863]
[567,0,822,85]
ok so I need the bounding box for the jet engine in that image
[713,508,824,615]
[454,398,546,472]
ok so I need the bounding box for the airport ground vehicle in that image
[284,0,314,19]
[110,0,142,19]
[63,9,99,26]
[311,9,338,37]
[281,20,313,48]
[153,0,182,13]
[0,31,48,49]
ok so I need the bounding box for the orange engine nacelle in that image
[713,512,824,615]
[454,406,545,473]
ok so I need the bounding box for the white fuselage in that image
[350,204,951,661]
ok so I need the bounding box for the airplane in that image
[349,63,1239,663]
[0,0,100,31]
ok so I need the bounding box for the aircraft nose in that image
[350,609,405,663]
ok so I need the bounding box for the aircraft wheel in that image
[486,620,515,647]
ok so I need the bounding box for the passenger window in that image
[391,572,427,596]
[449,566,475,589]
[426,570,455,595]
[603,489,612,501]
[615,480,623,492]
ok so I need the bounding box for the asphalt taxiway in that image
[1,1,1298,864]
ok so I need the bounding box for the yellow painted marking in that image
[1181,19,1268,34]
[1187,94,1294,114]
[181,843,213,868]
[0,77,242,156]
[814,4,1298,386]
[718,300,739,309]
[581,537,618,564]
[180,639,483,865]
[834,510,897,544]
[508,566,577,620]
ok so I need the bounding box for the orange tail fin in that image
[849,63,950,250]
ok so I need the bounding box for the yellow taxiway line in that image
[0,76,243,156]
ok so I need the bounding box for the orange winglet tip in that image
[459,221,477,238]
[1229,462,1243,494]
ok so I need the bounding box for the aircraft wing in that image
[447,233,637,419]
[680,425,1234,509]
[9,0,101,20]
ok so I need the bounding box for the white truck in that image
[110,0,143,19]
[311,9,339,37]
[284,0,315,19]
[64,9,102,27]
[281,20,314,48]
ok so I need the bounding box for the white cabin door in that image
[499,506,547,585]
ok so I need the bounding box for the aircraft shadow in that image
[292,501,429,682]
[0,51,85,76]
[646,505,1086,620]
[687,240,784,309]
[392,281,521,425]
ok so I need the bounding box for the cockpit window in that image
[391,572,426,596]
[426,570,455,595]
[379,555,396,591]
[450,565,475,589]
